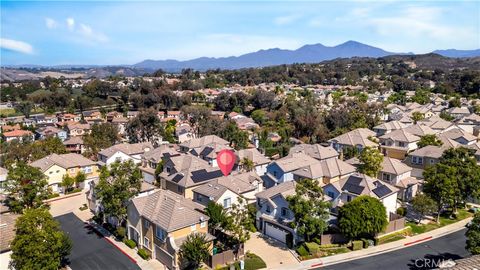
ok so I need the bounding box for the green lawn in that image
[0,107,44,117]
[220,252,266,270]
[407,209,473,235]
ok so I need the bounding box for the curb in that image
[45,191,83,203]
[404,236,432,246]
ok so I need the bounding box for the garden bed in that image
[407,209,473,235]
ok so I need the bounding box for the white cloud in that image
[0,38,33,54]
[45,18,57,29]
[66,17,75,31]
[274,14,301,26]
[78,23,108,43]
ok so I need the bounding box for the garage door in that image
[265,222,288,243]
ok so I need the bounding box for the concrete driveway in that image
[245,233,298,269]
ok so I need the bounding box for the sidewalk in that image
[277,217,472,270]
[89,222,165,270]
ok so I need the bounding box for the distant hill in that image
[432,49,480,58]
[134,41,402,71]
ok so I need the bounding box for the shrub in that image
[137,248,150,260]
[361,238,370,248]
[352,240,363,251]
[124,239,137,249]
[319,244,340,248]
[296,245,309,257]
[71,188,82,194]
[79,204,88,211]
[396,207,407,217]
[116,227,126,240]
[47,193,60,199]
[305,242,320,254]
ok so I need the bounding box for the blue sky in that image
[1,0,479,65]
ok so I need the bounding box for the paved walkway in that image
[278,217,472,270]
[244,233,298,269]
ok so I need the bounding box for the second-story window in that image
[155,225,167,241]
[266,205,271,213]
[281,207,288,217]
[223,198,231,208]
[143,219,150,229]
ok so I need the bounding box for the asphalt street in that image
[56,213,141,270]
[320,229,471,270]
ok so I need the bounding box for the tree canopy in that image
[417,134,443,148]
[179,232,211,270]
[83,122,119,158]
[126,108,164,146]
[466,212,480,255]
[358,146,384,178]
[338,195,388,239]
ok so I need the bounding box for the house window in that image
[155,226,167,241]
[190,224,197,231]
[430,159,435,164]
[166,166,171,173]
[196,193,203,202]
[266,205,271,213]
[412,156,423,165]
[273,171,277,177]
[223,198,232,208]
[200,221,206,228]
[82,166,92,173]
[398,142,406,148]
[281,207,288,217]
[382,173,391,182]
[143,219,150,229]
[69,168,75,173]
[56,170,60,173]
[347,195,352,202]
[327,191,335,199]
[143,237,150,249]
[115,157,122,163]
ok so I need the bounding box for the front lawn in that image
[407,209,473,235]
[221,252,266,270]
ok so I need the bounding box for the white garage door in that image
[265,222,288,243]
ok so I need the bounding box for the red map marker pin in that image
[217,149,236,176]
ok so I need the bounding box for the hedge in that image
[352,240,363,251]
[137,248,150,260]
[296,245,309,257]
[124,239,136,249]
[305,242,320,254]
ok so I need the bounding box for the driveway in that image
[56,213,141,270]
[245,233,298,269]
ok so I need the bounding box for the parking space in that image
[56,213,141,270]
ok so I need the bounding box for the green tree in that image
[5,163,50,213]
[250,109,267,125]
[439,111,455,121]
[163,119,177,143]
[417,134,443,148]
[358,147,384,177]
[219,121,249,150]
[60,174,75,194]
[179,232,211,270]
[204,201,229,235]
[423,163,458,222]
[411,112,425,124]
[449,97,461,108]
[95,160,142,226]
[410,89,431,105]
[226,197,255,244]
[154,160,164,186]
[338,195,388,239]
[74,171,86,188]
[83,123,119,158]
[15,101,34,118]
[10,208,72,270]
[411,193,437,224]
[466,212,480,255]
[286,178,330,242]
[126,108,164,146]
[240,157,255,172]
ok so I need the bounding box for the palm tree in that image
[240,157,254,172]
[179,233,211,269]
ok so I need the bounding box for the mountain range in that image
[133,41,480,71]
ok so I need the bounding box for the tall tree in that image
[226,197,255,244]
[5,163,50,213]
[338,195,388,239]
[126,109,164,146]
[15,101,34,118]
[286,178,330,242]
[417,134,443,148]
[411,193,437,224]
[83,123,119,158]
[240,157,254,172]
[95,160,142,226]
[60,174,75,194]
[219,121,249,150]
[423,163,458,222]
[358,146,384,177]
[10,208,72,270]
[411,112,425,124]
[179,233,211,270]
[204,201,229,236]
[466,212,480,255]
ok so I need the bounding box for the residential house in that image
[175,124,195,144]
[179,135,229,153]
[192,171,263,207]
[263,153,319,188]
[373,121,408,136]
[126,189,213,270]
[438,128,478,145]
[1,124,21,133]
[98,142,154,166]
[211,111,225,119]
[323,173,399,215]
[30,153,100,193]
[328,128,378,153]
[291,158,357,186]
[288,144,339,161]
[166,111,181,121]
[66,123,91,137]
[0,206,19,253]
[35,126,68,141]
[2,129,34,142]
[111,117,129,136]
[235,148,270,176]
[379,157,419,201]
[106,111,123,122]
[160,154,224,198]
[379,129,420,159]
[32,114,57,125]
[405,145,446,170]
[402,124,437,137]
[190,143,233,167]
[255,181,297,246]
[83,111,104,122]
[448,107,470,119]
[140,144,181,184]
[63,136,85,154]
[456,113,480,134]
[58,113,81,123]
[418,116,455,133]
[127,111,139,119]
